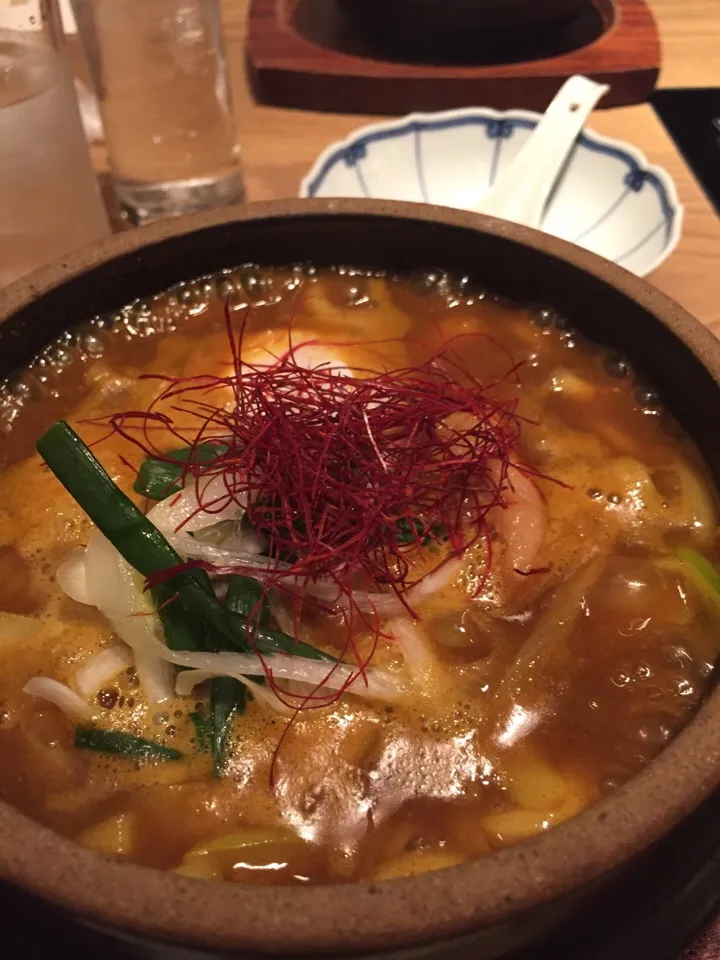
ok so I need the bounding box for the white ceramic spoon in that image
[476,75,610,228]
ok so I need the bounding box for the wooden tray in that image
[247,0,660,113]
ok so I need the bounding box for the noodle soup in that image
[0,265,717,886]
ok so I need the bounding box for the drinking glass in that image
[0,0,110,288]
[71,0,245,223]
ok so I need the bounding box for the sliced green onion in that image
[225,576,331,661]
[679,548,720,592]
[226,574,270,627]
[189,711,212,752]
[134,443,228,501]
[155,589,205,652]
[210,676,244,777]
[395,516,445,546]
[75,726,182,761]
[209,576,269,776]
[666,548,720,620]
[239,620,332,660]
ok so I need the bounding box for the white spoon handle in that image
[478,75,610,228]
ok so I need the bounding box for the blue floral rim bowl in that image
[300,109,683,278]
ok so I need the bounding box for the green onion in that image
[134,443,228,501]
[75,726,182,761]
[226,574,271,627]
[189,711,212,752]
[154,587,205,652]
[671,548,720,620]
[209,575,270,776]
[222,572,331,661]
[37,421,329,662]
[395,516,445,546]
[210,677,244,777]
[239,620,331,660]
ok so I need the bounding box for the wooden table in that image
[86,0,720,339]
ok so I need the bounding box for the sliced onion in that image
[84,530,174,704]
[405,557,463,604]
[192,563,345,599]
[250,576,402,614]
[57,547,92,605]
[314,569,461,616]
[23,677,93,719]
[153,536,269,567]
[165,649,403,701]
[268,594,297,637]
[212,580,229,601]
[336,590,404,616]
[75,644,134,697]
[146,476,262,564]
[149,473,245,535]
[388,618,432,670]
[192,519,267,557]
[307,563,463,616]
[489,463,546,573]
[274,678,340,708]
[134,650,175,706]
[277,678,335,698]
[494,554,606,735]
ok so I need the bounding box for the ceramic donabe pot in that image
[0,199,718,959]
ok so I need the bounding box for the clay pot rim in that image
[0,198,719,955]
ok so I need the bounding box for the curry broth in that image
[0,266,717,885]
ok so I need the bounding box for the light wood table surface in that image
[91,0,720,336]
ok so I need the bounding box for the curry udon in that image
[0,265,717,885]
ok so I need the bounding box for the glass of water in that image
[0,0,110,288]
[71,0,245,223]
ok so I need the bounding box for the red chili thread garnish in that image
[90,302,559,724]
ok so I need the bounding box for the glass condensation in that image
[71,0,245,223]
[0,0,110,288]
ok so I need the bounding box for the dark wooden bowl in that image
[0,199,718,959]
[337,0,596,41]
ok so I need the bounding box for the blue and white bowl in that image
[300,109,682,278]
